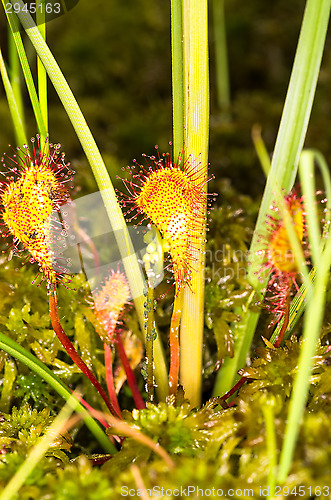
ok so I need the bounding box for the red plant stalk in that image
[263,190,306,329]
[104,343,122,418]
[115,331,145,410]
[118,152,214,401]
[49,286,119,417]
[274,290,291,348]
[91,269,140,412]
[220,376,248,407]
[70,390,110,429]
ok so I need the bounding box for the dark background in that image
[0,0,330,197]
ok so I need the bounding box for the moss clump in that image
[203,180,259,379]
[45,456,113,500]
[1,338,331,498]
[13,373,57,411]
[0,404,72,461]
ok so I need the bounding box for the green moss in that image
[2,1,331,493]
[13,373,57,410]
[45,456,113,500]
[2,350,331,498]
[0,404,72,460]
[203,181,258,376]
[0,258,107,410]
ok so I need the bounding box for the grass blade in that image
[0,47,27,145]
[214,0,331,397]
[1,3,46,137]
[12,0,168,400]
[36,0,48,141]
[171,0,184,157]
[0,332,116,454]
[248,0,331,288]
[8,30,25,133]
[180,0,209,406]
[212,0,230,116]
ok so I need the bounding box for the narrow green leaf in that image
[171,0,184,158]
[8,30,25,130]
[1,2,46,137]
[299,151,321,265]
[212,0,231,116]
[0,332,116,454]
[248,0,331,288]
[12,0,168,400]
[36,0,48,141]
[0,47,27,145]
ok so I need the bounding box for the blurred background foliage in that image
[0,0,330,197]
[1,0,331,404]
[1,1,331,494]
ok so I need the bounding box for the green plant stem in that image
[262,403,277,498]
[299,150,321,265]
[278,226,331,482]
[171,0,184,157]
[2,3,46,137]
[36,0,48,142]
[251,124,271,177]
[169,288,184,397]
[8,30,25,132]
[12,1,168,400]
[0,332,115,453]
[145,281,155,402]
[311,151,331,245]
[0,47,27,145]
[180,0,209,407]
[212,0,230,116]
[49,286,118,417]
[215,0,331,397]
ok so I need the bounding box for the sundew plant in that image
[0,0,331,497]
